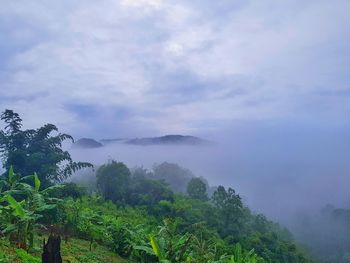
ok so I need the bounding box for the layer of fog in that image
[69,121,350,230]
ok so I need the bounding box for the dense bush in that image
[55,186,313,263]
[51,182,87,199]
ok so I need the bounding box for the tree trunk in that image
[42,234,62,263]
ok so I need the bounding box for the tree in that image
[0,109,92,187]
[212,186,243,237]
[152,162,193,193]
[50,182,87,199]
[128,167,174,206]
[187,177,208,201]
[0,110,26,172]
[96,161,131,204]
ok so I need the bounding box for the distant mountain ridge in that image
[73,135,210,148]
[72,138,103,149]
[100,138,125,145]
[125,135,207,146]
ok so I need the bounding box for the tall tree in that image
[96,160,131,204]
[128,167,174,206]
[152,162,193,193]
[186,177,208,201]
[0,109,92,187]
[0,110,26,170]
[212,185,244,237]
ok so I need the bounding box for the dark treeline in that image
[294,204,350,263]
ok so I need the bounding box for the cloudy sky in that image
[1,0,350,138]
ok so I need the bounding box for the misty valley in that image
[1,1,350,262]
[1,109,350,263]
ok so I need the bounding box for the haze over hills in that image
[73,135,210,148]
[125,135,210,146]
[72,138,103,149]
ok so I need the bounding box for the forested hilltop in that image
[0,109,314,262]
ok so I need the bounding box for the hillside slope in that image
[0,236,128,263]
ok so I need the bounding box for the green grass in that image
[60,237,129,263]
[0,236,129,263]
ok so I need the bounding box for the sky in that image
[1,0,350,139]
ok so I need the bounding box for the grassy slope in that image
[0,236,129,263]
[60,237,129,263]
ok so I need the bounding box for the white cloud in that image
[0,0,349,136]
[121,0,163,9]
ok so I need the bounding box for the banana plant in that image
[0,167,62,250]
[207,243,265,263]
[229,243,264,263]
[150,234,169,262]
[134,219,193,262]
[76,208,104,251]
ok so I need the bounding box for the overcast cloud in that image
[1,0,350,138]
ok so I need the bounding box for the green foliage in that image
[0,251,11,263]
[135,218,193,262]
[51,182,87,199]
[76,208,105,251]
[0,126,316,263]
[128,167,174,207]
[1,235,127,263]
[152,162,194,193]
[212,186,244,237]
[227,243,264,263]
[187,177,208,201]
[0,167,61,250]
[96,164,174,208]
[60,197,149,257]
[15,249,41,263]
[57,192,312,263]
[38,159,312,263]
[96,161,131,204]
[62,237,128,263]
[0,109,93,187]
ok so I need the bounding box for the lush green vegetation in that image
[0,109,92,187]
[0,234,127,263]
[0,110,315,262]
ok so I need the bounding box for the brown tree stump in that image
[42,234,62,263]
